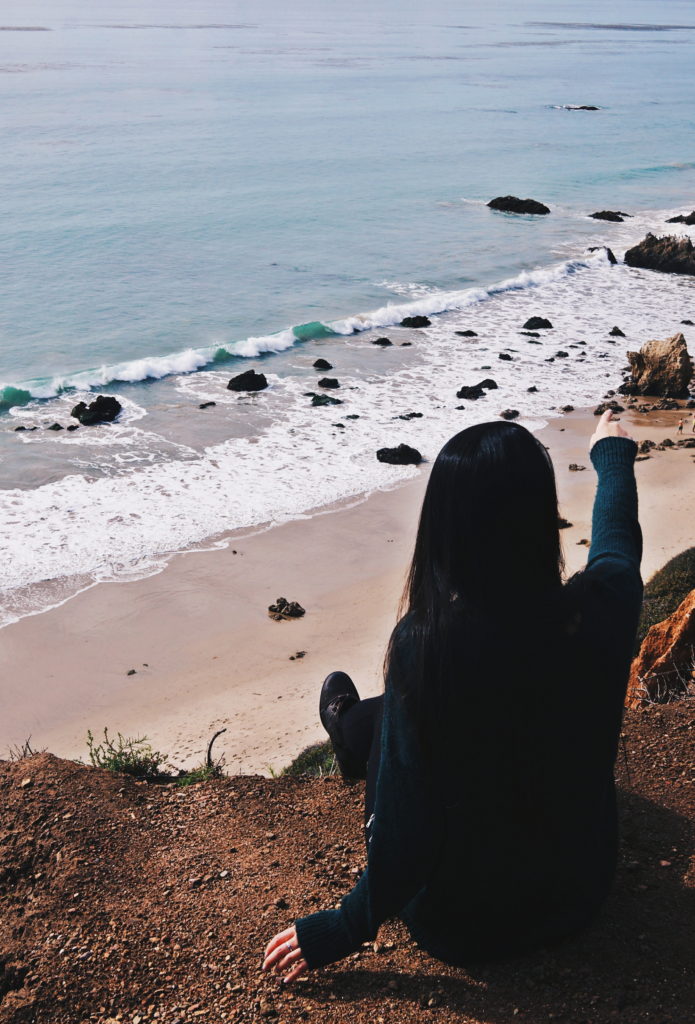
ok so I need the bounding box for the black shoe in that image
[319,671,361,778]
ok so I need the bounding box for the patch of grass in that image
[175,727,227,786]
[176,762,225,787]
[281,740,339,778]
[85,727,168,781]
[637,547,695,650]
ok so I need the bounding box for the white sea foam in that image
[2,209,694,626]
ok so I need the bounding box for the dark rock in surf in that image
[666,211,695,226]
[588,245,618,265]
[397,412,423,420]
[523,317,553,330]
[556,351,569,358]
[487,196,550,215]
[305,392,343,407]
[199,401,216,409]
[527,386,538,393]
[372,337,392,347]
[681,319,694,326]
[498,353,513,361]
[227,370,268,392]
[66,424,80,431]
[624,234,695,276]
[561,405,574,412]
[521,331,541,338]
[47,423,63,431]
[313,358,333,370]
[400,316,431,328]
[455,378,498,401]
[400,341,413,347]
[558,518,573,529]
[70,395,123,425]
[609,326,626,337]
[376,444,422,466]
[499,409,520,420]
[318,377,340,389]
[590,210,630,222]
[455,330,478,337]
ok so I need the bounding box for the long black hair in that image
[385,421,566,751]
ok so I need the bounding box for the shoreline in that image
[1,404,693,774]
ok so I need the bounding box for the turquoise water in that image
[1,0,694,622]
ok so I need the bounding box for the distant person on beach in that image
[677,417,684,434]
[692,416,695,433]
[263,410,642,983]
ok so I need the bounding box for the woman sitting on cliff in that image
[263,410,642,982]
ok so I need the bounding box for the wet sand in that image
[1,406,693,774]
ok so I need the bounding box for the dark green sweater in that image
[296,436,642,968]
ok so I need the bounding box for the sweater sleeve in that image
[295,671,442,969]
[588,435,642,575]
[582,435,643,672]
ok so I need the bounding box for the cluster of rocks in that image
[267,597,305,621]
[16,394,124,432]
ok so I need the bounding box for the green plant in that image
[637,547,695,650]
[281,740,339,778]
[85,727,168,781]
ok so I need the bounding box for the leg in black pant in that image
[319,671,383,844]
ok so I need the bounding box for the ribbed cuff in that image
[590,435,638,472]
[295,908,358,969]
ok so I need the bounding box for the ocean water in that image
[1,0,695,625]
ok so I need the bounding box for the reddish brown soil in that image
[1,699,694,1024]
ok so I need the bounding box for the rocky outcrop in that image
[318,377,340,389]
[227,369,268,392]
[267,597,305,621]
[487,196,550,215]
[400,316,431,328]
[372,337,392,347]
[499,409,519,420]
[523,317,553,330]
[666,211,695,225]
[70,395,123,425]
[619,333,693,398]
[624,233,695,276]
[455,330,478,337]
[609,326,625,337]
[626,589,695,707]
[313,358,332,370]
[376,444,422,466]
[589,210,630,222]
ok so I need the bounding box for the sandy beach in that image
[1,404,693,774]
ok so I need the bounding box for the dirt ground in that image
[1,698,694,1024]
